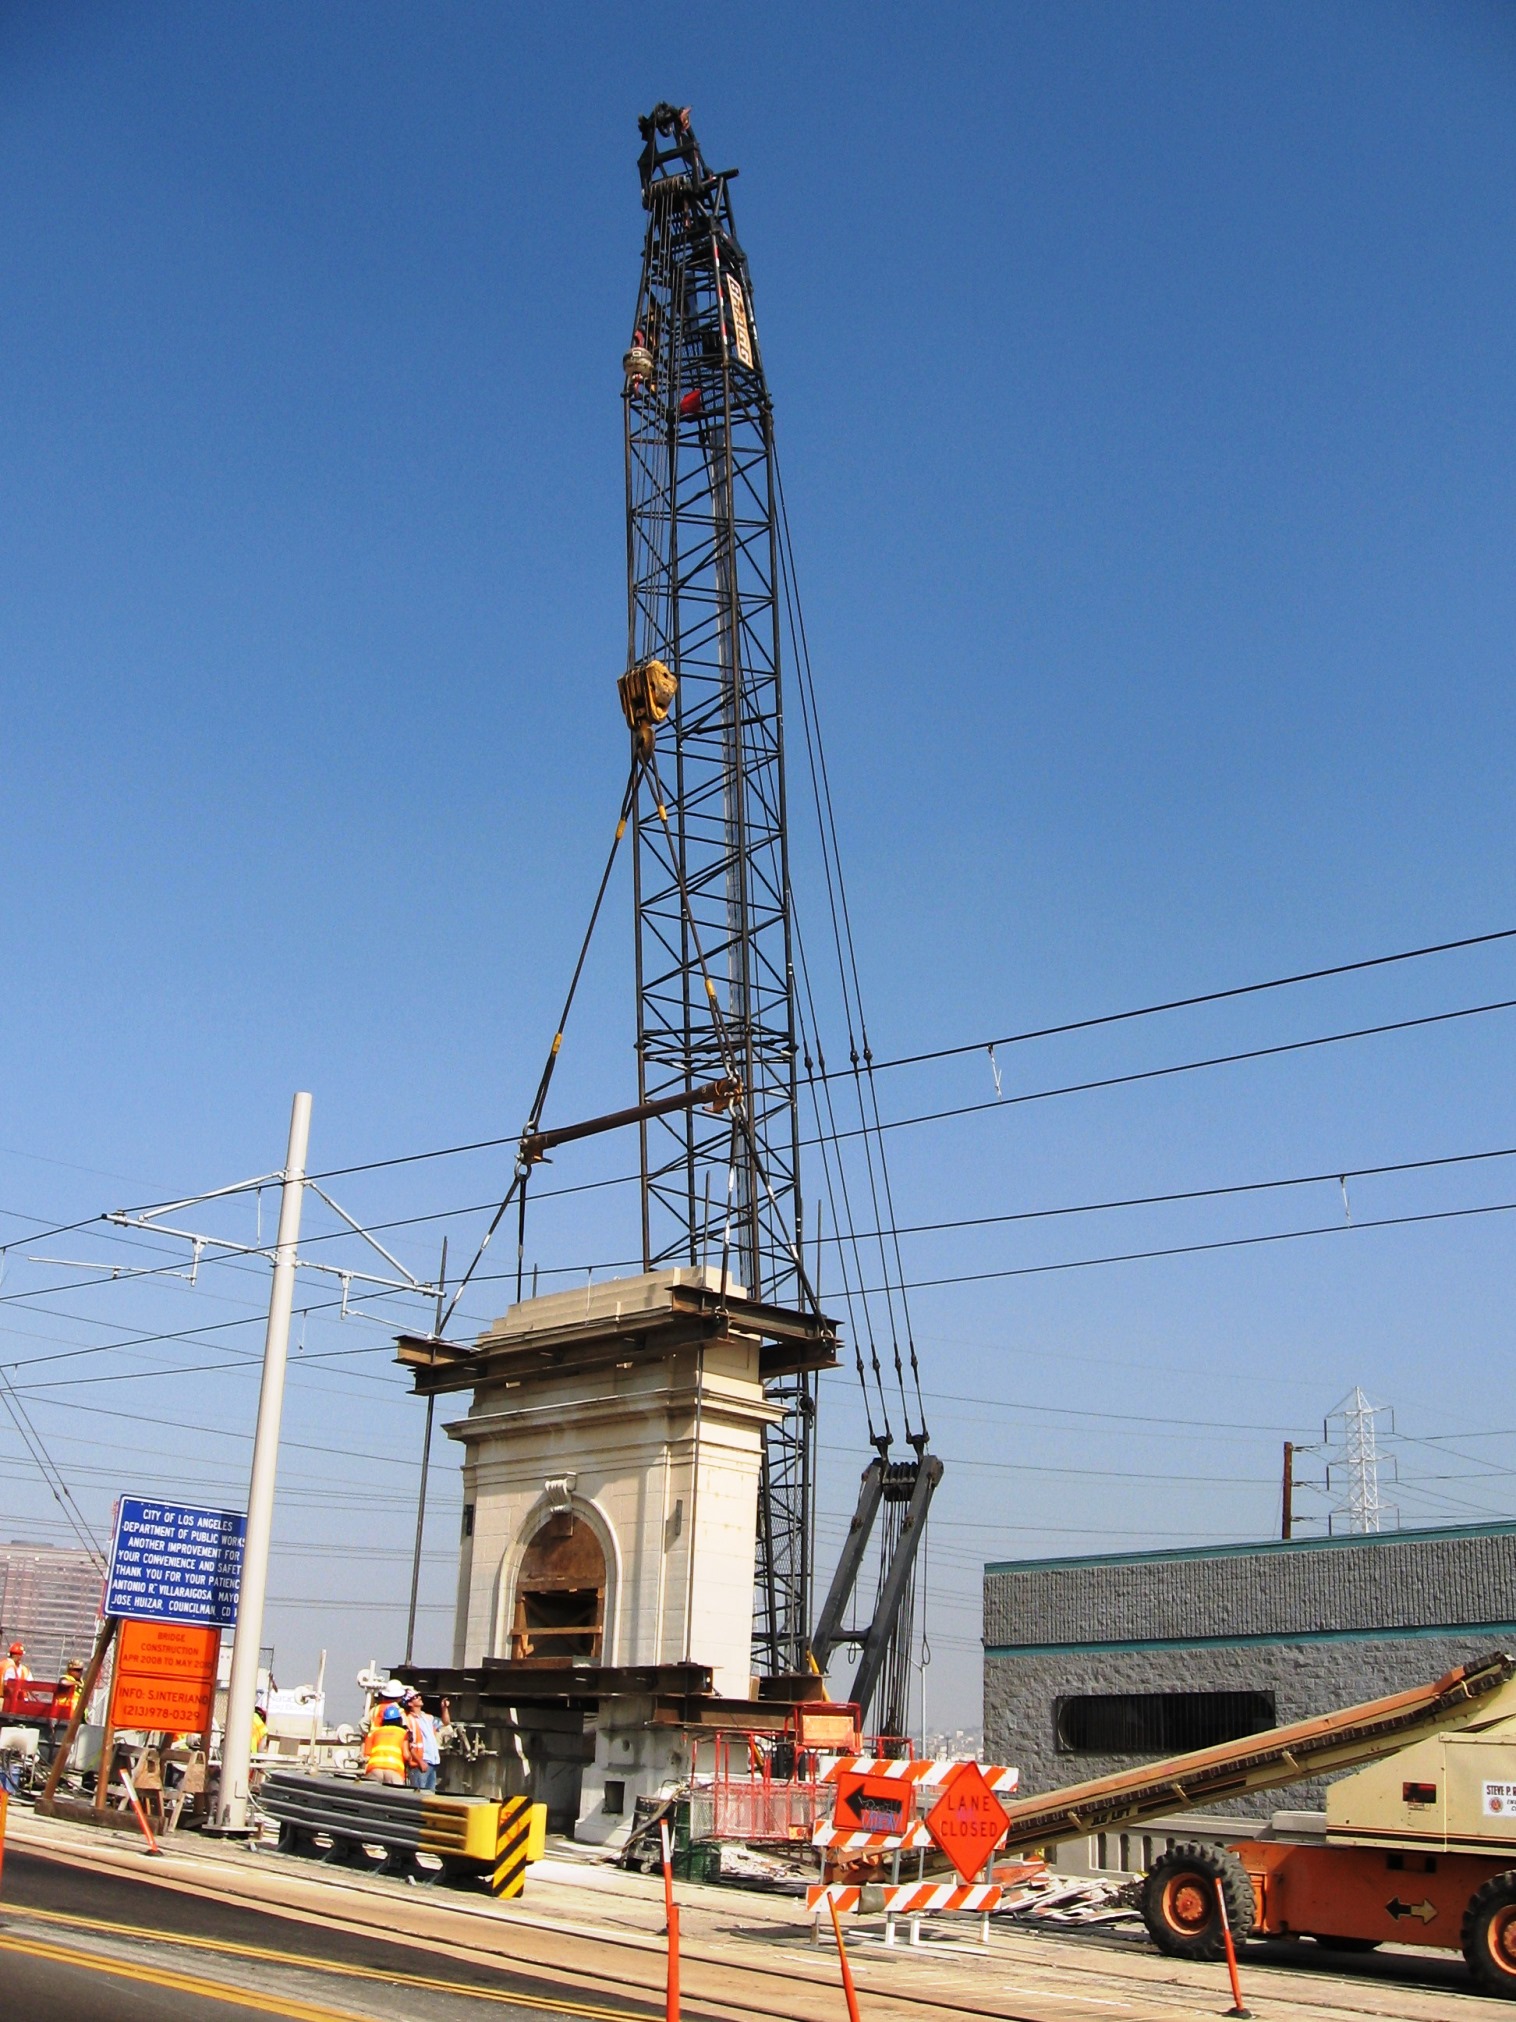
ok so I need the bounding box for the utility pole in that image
[404,1238,446,1665]
[1281,1441,1294,1541]
[215,1090,311,1833]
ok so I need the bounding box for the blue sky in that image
[2,3,1514,1730]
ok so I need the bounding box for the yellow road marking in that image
[8,1904,641,2021]
[0,1931,371,2022]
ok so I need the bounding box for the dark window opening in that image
[511,1512,607,1661]
[604,1779,625,1816]
[461,1504,475,1539]
[1055,1690,1275,1755]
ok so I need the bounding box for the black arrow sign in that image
[1386,1897,1437,1924]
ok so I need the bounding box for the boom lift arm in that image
[997,1650,1516,1855]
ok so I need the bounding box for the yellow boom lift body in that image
[992,1651,1516,1997]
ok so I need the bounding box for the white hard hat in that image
[380,1679,406,1700]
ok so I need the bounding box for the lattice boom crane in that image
[624,103,809,1679]
[621,103,940,1715]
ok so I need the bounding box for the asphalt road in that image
[8,1829,1511,2022]
[0,1849,665,2022]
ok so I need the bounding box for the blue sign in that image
[106,1498,246,1628]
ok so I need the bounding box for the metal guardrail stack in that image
[258,1772,545,1897]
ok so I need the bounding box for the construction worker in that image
[251,1700,269,1755]
[41,1658,85,1765]
[1,1641,31,1687]
[361,1684,409,1786]
[403,1689,440,1793]
[51,1659,84,1723]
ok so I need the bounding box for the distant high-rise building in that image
[0,1541,102,1678]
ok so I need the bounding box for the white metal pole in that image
[216,1090,311,1833]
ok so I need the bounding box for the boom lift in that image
[1141,1662,1516,1999]
[975,1651,1516,1998]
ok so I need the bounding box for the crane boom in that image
[624,104,811,1675]
[622,105,942,1721]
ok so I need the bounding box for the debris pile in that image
[710,1841,814,1892]
[997,1870,1143,1926]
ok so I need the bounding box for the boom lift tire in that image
[1141,1843,1255,1962]
[1463,1871,1516,1998]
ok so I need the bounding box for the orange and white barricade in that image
[807,1879,1004,1947]
[820,1755,1019,1796]
[811,1819,934,1856]
[810,1756,1018,1949]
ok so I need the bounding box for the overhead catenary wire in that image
[0,1365,107,1566]
[279,1141,1516,1305]
[9,1135,1515,1404]
[3,918,1499,1267]
[20,1342,1516,1476]
[845,926,1516,1080]
[258,987,1516,1240]
[12,1128,1516,1346]
[806,996,1516,1153]
[57,1160,1516,1387]
[454,1197,1516,1304]
[162,1132,1516,1263]
[772,1141,1516,1249]
[848,1194,1516,1296]
[0,931,1513,1598]
[6,1336,401,1393]
[18,1390,426,1469]
[0,1290,405,1379]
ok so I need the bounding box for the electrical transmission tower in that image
[1324,1387,1397,1535]
[624,104,811,1676]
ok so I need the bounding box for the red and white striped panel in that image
[821,1756,1019,1794]
[883,1883,1003,1915]
[806,1884,863,1912]
[811,1820,935,1853]
[806,1882,1005,1915]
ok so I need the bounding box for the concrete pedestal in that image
[443,1270,775,1837]
[399,1264,837,1842]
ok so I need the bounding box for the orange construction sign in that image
[926,1760,1011,1882]
[110,1619,220,1733]
[833,1770,915,1837]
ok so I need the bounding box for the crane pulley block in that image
[617,657,677,757]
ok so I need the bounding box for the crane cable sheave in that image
[617,656,677,760]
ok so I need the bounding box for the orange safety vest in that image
[362,1712,409,1779]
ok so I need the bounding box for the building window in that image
[461,1504,475,1540]
[604,1779,625,1816]
[1055,1690,1275,1755]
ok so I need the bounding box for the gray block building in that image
[984,1520,1516,1820]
